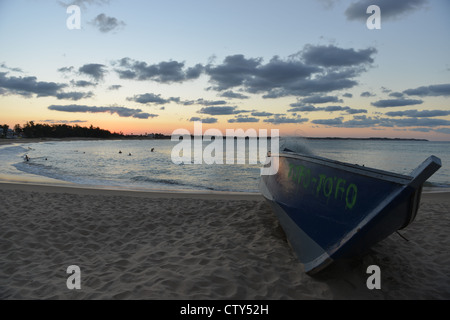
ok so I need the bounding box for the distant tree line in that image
[1,124,10,138]
[1,121,124,139]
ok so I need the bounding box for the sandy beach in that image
[0,181,449,300]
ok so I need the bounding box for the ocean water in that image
[0,138,449,192]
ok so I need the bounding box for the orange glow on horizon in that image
[2,117,449,141]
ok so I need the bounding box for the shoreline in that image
[0,180,449,199]
[1,170,449,196]
[1,173,449,197]
[0,181,264,201]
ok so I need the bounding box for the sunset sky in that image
[1,0,449,140]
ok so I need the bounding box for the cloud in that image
[248,56,322,94]
[185,64,204,80]
[311,117,344,125]
[410,128,432,133]
[90,13,126,33]
[385,109,450,117]
[371,98,423,108]
[342,93,353,98]
[57,66,75,78]
[128,94,229,107]
[299,95,343,104]
[261,68,362,98]
[288,103,366,115]
[219,90,249,99]
[345,108,367,114]
[0,63,23,73]
[301,45,376,67]
[0,72,67,97]
[251,111,274,117]
[324,105,350,112]
[360,91,375,97]
[198,106,248,116]
[205,54,262,91]
[56,91,94,100]
[128,93,180,105]
[312,115,385,128]
[228,116,260,123]
[342,115,386,127]
[70,80,97,87]
[114,58,203,83]
[388,92,404,98]
[263,115,308,125]
[108,85,122,90]
[288,105,317,112]
[389,118,450,127]
[112,44,375,99]
[206,54,323,95]
[0,72,94,101]
[57,66,74,73]
[403,83,450,97]
[182,98,227,106]
[189,117,218,124]
[48,104,158,119]
[39,119,88,124]
[345,0,428,21]
[206,45,375,98]
[435,128,450,135]
[78,63,107,81]
[309,114,450,129]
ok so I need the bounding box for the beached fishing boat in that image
[259,150,441,274]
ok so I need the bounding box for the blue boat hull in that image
[259,152,441,274]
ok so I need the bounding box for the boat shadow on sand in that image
[297,220,449,299]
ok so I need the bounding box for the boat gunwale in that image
[275,151,413,185]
